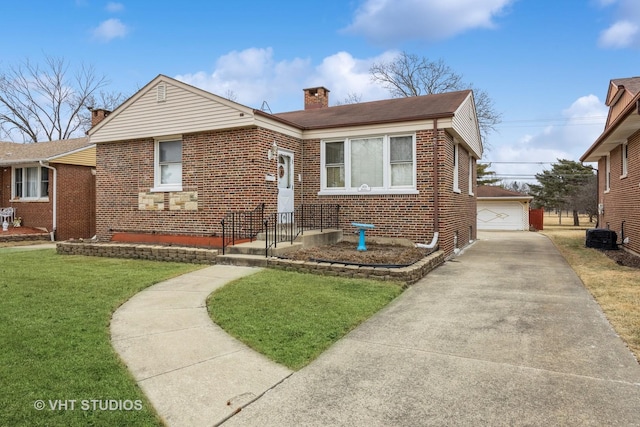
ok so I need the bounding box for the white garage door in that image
[477,201,527,231]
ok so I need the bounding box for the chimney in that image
[303,87,330,110]
[90,108,111,128]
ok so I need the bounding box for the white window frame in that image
[319,134,418,195]
[11,165,49,201]
[453,141,461,193]
[621,141,628,178]
[152,137,183,192]
[605,153,611,193]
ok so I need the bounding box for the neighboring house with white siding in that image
[89,74,482,257]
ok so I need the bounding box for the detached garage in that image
[477,186,533,231]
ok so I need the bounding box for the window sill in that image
[620,174,628,179]
[150,186,183,193]
[318,189,419,196]
[10,198,49,203]
[453,188,461,194]
[604,189,610,194]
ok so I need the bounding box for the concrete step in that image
[216,253,269,267]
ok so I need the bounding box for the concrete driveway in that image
[225,231,640,426]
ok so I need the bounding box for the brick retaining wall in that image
[57,242,444,284]
[56,242,218,264]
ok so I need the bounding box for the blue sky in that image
[2,0,640,182]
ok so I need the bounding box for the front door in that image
[277,150,294,222]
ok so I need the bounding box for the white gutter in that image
[39,161,57,241]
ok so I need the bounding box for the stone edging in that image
[266,250,445,286]
[56,241,218,264]
[56,242,444,285]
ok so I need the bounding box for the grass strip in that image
[544,229,640,361]
[208,269,403,370]
[0,249,201,427]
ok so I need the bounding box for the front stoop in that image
[218,229,343,267]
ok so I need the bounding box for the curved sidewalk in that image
[110,265,292,427]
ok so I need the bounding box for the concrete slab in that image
[109,264,293,427]
[225,231,640,426]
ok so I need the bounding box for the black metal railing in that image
[263,204,340,257]
[221,203,265,255]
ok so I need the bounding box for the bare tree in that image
[370,51,501,144]
[0,56,123,143]
[334,92,363,106]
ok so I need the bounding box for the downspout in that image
[39,161,57,241]
[415,119,440,249]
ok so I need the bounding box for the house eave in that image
[581,92,640,162]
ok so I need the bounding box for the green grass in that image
[0,249,202,427]
[207,269,403,370]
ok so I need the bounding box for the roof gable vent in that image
[157,83,166,103]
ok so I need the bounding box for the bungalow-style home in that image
[0,137,96,240]
[476,185,533,231]
[581,77,640,256]
[88,75,482,257]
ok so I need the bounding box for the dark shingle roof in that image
[0,137,91,165]
[611,77,640,96]
[272,90,471,129]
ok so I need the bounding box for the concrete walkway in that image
[225,231,640,426]
[110,265,292,427]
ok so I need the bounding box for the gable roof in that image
[0,137,95,166]
[581,77,640,162]
[476,185,532,200]
[89,75,482,157]
[272,90,472,129]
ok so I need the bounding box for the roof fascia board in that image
[581,91,640,162]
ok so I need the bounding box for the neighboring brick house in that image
[89,75,482,257]
[0,137,96,240]
[581,77,640,255]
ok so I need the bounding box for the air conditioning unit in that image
[585,228,618,250]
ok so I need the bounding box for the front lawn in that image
[0,249,201,427]
[207,269,403,370]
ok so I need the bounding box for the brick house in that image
[581,77,640,256]
[0,137,96,240]
[89,75,482,257]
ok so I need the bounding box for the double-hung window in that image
[453,142,461,193]
[321,134,416,194]
[154,139,182,191]
[13,166,49,200]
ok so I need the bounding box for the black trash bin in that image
[585,228,618,250]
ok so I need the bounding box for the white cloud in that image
[599,20,639,48]
[175,48,393,112]
[489,95,607,181]
[92,18,129,42]
[343,0,515,44]
[597,0,640,48]
[106,2,124,13]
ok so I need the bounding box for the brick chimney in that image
[90,108,111,128]
[303,87,330,110]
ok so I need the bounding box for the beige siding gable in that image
[90,76,257,143]
[50,146,96,167]
[451,93,482,158]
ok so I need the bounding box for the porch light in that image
[268,140,278,160]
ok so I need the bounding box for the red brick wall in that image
[300,129,477,257]
[96,127,302,241]
[598,130,640,254]
[55,164,96,240]
[0,165,95,240]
